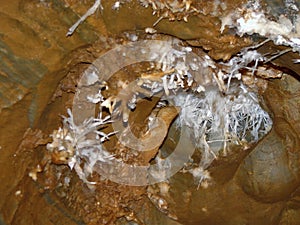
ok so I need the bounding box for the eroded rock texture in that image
[0,0,300,225]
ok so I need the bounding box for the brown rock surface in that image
[1,0,300,225]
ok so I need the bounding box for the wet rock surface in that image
[237,76,300,203]
[101,0,252,60]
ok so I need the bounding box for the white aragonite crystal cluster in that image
[221,0,300,53]
[166,81,272,186]
[45,35,277,187]
[47,109,115,184]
